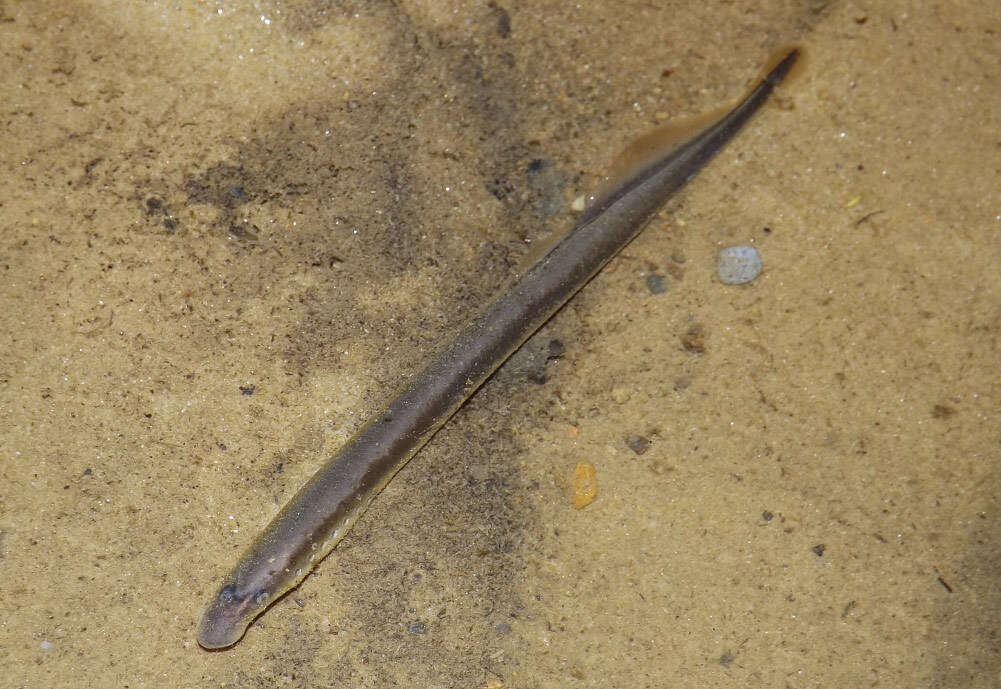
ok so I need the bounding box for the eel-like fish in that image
[198,48,799,649]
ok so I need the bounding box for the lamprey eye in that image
[219,585,237,604]
[254,590,269,606]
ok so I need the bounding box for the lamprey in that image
[198,48,799,649]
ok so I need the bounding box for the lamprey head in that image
[197,582,271,649]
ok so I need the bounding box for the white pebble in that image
[717,245,762,285]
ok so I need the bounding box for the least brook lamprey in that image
[197,48,800,649]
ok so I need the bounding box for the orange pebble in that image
[571,461,598,509]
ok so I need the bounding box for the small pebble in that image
[680,324,706,354]
[717,245,762,285]
[571,461,598,509]
[645,274,667,294]
[407,620,428,635]
[627,435,651,455]
[665,262,685,280]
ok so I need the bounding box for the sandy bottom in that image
[2,1,999,687]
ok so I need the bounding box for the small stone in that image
[407,620,428,635]
[680,324,706,354]
[717,245,763,284]
[811,544,826,557]
[626,435,650,455]
[645,274,667,294]
[571,461,598,509]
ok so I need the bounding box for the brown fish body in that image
[197,49,800,649]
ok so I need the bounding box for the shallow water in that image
[2,1,999,687]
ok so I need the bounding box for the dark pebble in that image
[645,274,667,294]
[644,274,668,292]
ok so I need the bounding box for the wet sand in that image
[2,1,999,687]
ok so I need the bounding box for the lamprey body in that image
[198,49,799,649]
